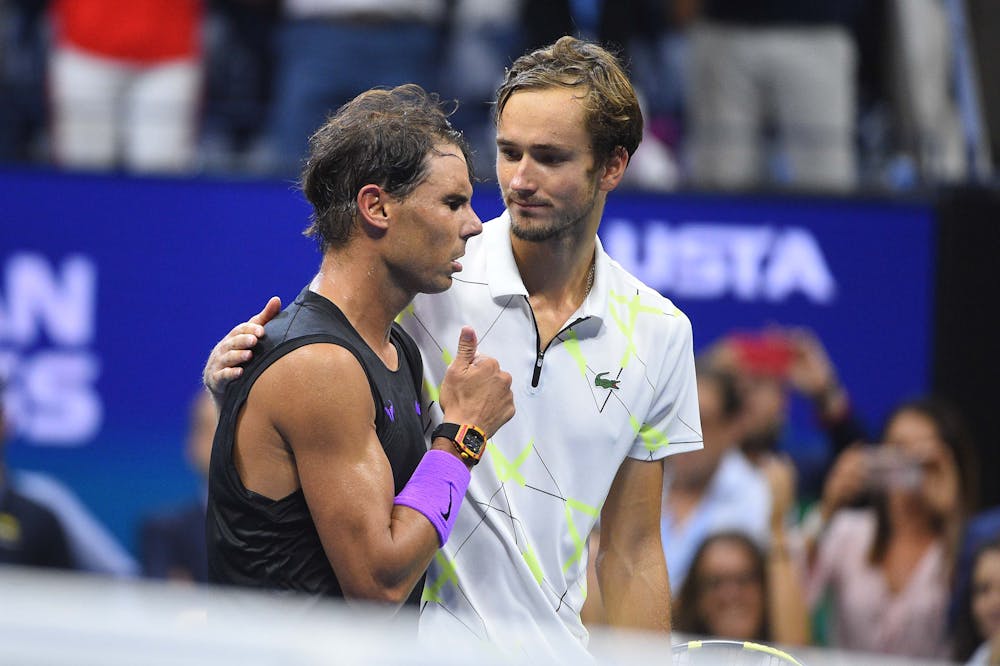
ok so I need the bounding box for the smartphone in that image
[729,332,794,378]
[865,446,924,491]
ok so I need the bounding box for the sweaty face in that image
[694,539,766,640]
[495,87,603,243]
[972,549,1000,643]
[387,144,482,294]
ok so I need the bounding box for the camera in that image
[865,446,923,491]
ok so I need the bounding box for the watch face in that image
[463,428,485,454]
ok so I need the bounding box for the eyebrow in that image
[496,138,571,152]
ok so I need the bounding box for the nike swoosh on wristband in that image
[441,485,453,521]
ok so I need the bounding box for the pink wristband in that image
[393,449,471,546]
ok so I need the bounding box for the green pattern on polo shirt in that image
[630,415,670,452]
[424,347,454,404]
[522,543,544,585]
[423,376,440,404]
[394,303,414,325]
[562,329,588,378]
[561,498,600,573]
[422,551,459,603]
[493,439,533,486]
[608,290,663,368]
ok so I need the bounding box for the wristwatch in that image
[432,422,487,464]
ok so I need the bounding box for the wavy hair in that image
[494,36,642,164]
[301,84,473,251]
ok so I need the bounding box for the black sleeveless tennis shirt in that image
[206,286,427,602]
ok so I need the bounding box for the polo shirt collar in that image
[484,211,609,323]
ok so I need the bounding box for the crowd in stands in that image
[0,0,992,190]
[578,326,1000,663]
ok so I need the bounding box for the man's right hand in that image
[202,296,281,400]
[438,326,515,440]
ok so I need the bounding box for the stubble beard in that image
[507,191,599,244]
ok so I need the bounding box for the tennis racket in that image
[672,639,804,665]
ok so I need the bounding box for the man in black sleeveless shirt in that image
[205,85,515,607]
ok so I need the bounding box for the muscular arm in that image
[246,343,441,605]
[240,325,513,607]
[595,457,670,633]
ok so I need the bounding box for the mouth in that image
[508,199,547,211]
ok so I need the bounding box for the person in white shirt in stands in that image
[660,364,771,591]
[204,37,702,661]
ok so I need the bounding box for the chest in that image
[881,538,935,595]
[527,295,587,350]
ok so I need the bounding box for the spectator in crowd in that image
[673,455,809,646]
[264,0,451,176]
[660,364,771,590]
[805,396,976,658]
[683,0,865,191]
[0,0,48,164]
[138,389,216,583]
[199,0,279,174]
[953,537,1000,664]
[437,0,522,180]
[48,0,204,173]
[706,327,868,502]
[0,377,74,570]
[954,505,1000,635]
[888,0,971,185]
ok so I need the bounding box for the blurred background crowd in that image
[0,0,998,192]
[3,0,1000,664]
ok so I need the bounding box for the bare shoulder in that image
[250,343,376,450]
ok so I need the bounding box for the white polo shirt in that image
[401,212,702,661]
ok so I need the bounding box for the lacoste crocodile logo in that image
[595,372,621,390]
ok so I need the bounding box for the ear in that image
[598,146,629,193]
[357,184,390,234]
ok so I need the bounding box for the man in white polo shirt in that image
[204,36,702,661]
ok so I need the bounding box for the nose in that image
[508,157,537,194]
[461,208,483,240]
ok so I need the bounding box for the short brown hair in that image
[302,84,473,251]
[494,36,642,163]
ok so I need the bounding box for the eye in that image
[498,147,520,161]
[536,154,566,166]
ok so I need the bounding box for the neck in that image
[509,197,604,302]
[888,495,939,537]
[511,233,597,304]
[309,252,411,353]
